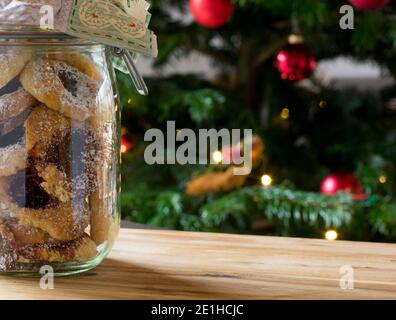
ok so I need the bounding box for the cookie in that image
[36,164,71,203]
[45,53,103,81]
[0,48,31,89]
[18,233,97,263]
[25,105,99,200]
[89,117,114,245]
[0,221,17,270]
[90,169,114,245]
[0,170,89,241]
[24,104,70,159]
[1,219,51,249]
[0,88,36,136]
[20,59,100,121]
[0,139,27,177]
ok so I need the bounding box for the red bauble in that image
[275,43,316,81]
[189,0,234,28]
[321,173,366,200]
[121,134,134,154]
[348,0,389,10]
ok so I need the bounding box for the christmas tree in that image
[118,0,396,242]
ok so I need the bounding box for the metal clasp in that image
[113,47,149,96]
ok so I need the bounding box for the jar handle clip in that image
[113,47,149,96]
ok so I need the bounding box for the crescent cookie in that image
[20,59,100,121]
[0,140,27,177]
[0,88,36,136]
[18,233,97,263]
[45,53,103,81]
[0,171,89,241]
[0,48,31,89]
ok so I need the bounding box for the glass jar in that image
[0,31,121,275]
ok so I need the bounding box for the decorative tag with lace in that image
[61,0,157,57]
[0,0,157,57]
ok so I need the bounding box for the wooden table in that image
[1,229,396,299]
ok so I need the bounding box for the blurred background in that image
[118,0,396,242]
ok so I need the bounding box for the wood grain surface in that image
[1,228,396,300]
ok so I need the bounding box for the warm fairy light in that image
[325,230,338,241]
[212,150,223,164]
[379,175,387,184]
[261,174,272,186]
[128,98,133,105]
[280,108,290,120]
[121,144,128,154]
[319,100,327,108]
[121,134,133,154]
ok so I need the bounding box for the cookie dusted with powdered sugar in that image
[21,59,100,121]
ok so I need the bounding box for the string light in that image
[128,98,133,105]
[121,134,134,154]
[212,150,223,164]
[325,230,338,241]
[319,100,327,108]
[121,144,128,154]
[280,108,290,120]
[379,175,387,184]
[261,174,272,187]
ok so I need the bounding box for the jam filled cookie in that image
[45,53,103,81]
[18,233,97,263]
[0,169,89,241]
[0,87,36,136]
[0,48,31,89]
[25,105,100,201]
[24,104,70,159]
[20,59,100,121]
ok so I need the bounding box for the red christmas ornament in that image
[189,0,234,28]
[121,134,134,154]
[348,0,389,11]
[276,43,316,81]
[321,173,366,200]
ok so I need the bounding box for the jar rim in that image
[0,25,97,44]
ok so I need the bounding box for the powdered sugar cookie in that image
[36,164,72,203]
[0,48,31,89]
[45,53,103,81]
[90,167,114,245]
[0,213,51,246]
[0,139,27,177]
[18,233,97,263]
[25,105,100,201]
[0,87,36,136]
[24,104,70,159]
[0,169,89,241]
[0,220,17,270]
[20,59,100,121]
